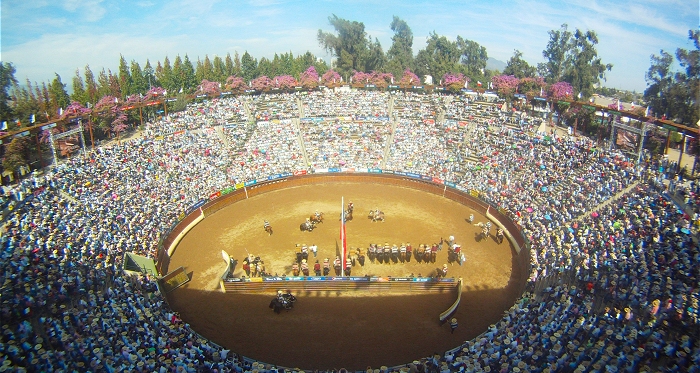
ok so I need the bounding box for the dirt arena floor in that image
[167,182,524,370]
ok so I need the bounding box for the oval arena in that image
[2,91,697,372]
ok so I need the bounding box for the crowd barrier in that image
[221,276,458,294]
[159,171,531,292]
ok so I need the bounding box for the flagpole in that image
[341,196,345,277]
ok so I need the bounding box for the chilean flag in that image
[340,197,347,276]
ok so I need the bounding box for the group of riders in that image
[242,254,268,277]
[367,242,441,264]
[469,214,505,243]
[267,202,385,233]
[300,211,325,232]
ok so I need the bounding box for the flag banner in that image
[340,197,347,276]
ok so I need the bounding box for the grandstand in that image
[1,90,698,372]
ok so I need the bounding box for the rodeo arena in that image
[2,88,700,373]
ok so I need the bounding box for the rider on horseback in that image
[264,220,270,229]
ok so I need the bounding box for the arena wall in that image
[159,172,531,292]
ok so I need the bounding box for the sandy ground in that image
[167,182,524,370]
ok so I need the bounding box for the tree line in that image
[0,15,697,136]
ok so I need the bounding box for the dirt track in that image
[167,182,523,370]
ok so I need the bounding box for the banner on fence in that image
[185,199,206,215]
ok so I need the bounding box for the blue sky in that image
[1,0,697,93]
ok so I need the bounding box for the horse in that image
[340,209,353,222]
[368,210,385,222]
[310,212,324,224]
[300,221,315,232]
[269,293,295,314]
[264,225,273,235]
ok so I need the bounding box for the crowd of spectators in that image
[251,94,299,121]
[1,89,698,372]
[145,97,247,136]
[301,91,389,118]
[300,118,390,169]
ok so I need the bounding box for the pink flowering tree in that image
[518,77,546,97]
[251,76,273,92]
[548,82,575,123]
[93,95,128,137]
[548,81,574,101]
[607,101,625,112]
[299,66,319,90]
[442,73,469,93]
[321,69,342,87]
[351,71,373,87]
[399,69,421,88]
[124,94,143,106]
[197,79,221,96]
[60,101,91,120]
[491,75,520,99]
[370,71,393,88]
[146,86,166,99]
[225,76,248,94]
[273,75,298,91]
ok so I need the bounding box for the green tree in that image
[456,36,488,79]
[673,30,699,125]
[117,55,132,98]
[212,56,226,82]
[84,65,99,104]
[202,55,214,81]
[71,68,88,104]
[241,51,257,82]
[182,55,197,91]
[2,137,29,179]
[225,53,235,77]
[0,62,18,123]
[143,59,156,89]
[49,73,71,114]
[317,14,370,76]
[563,29,612,98]
[156,56,174,93]
[233,52,242,76]
[130,60,147,95]
[503,50,537,78]
[386,16,414,77]
[539,24,611,99]
[645,30,699,126]
[10,80,40,126]
[172,55,184,92]
[538,24,573,83]
[257,58,275,79]
[365,37,387,72]
[414,32,460,84]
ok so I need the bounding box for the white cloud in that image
[62,0,106,22]
[565,0,690,37]
[3,33,183,84]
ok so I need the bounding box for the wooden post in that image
[139,106,143,127]
[87,117,94,151]
[665,129,672,155]
[163,100,168,117]
[35,132,43,168]
[678,132,685,171]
